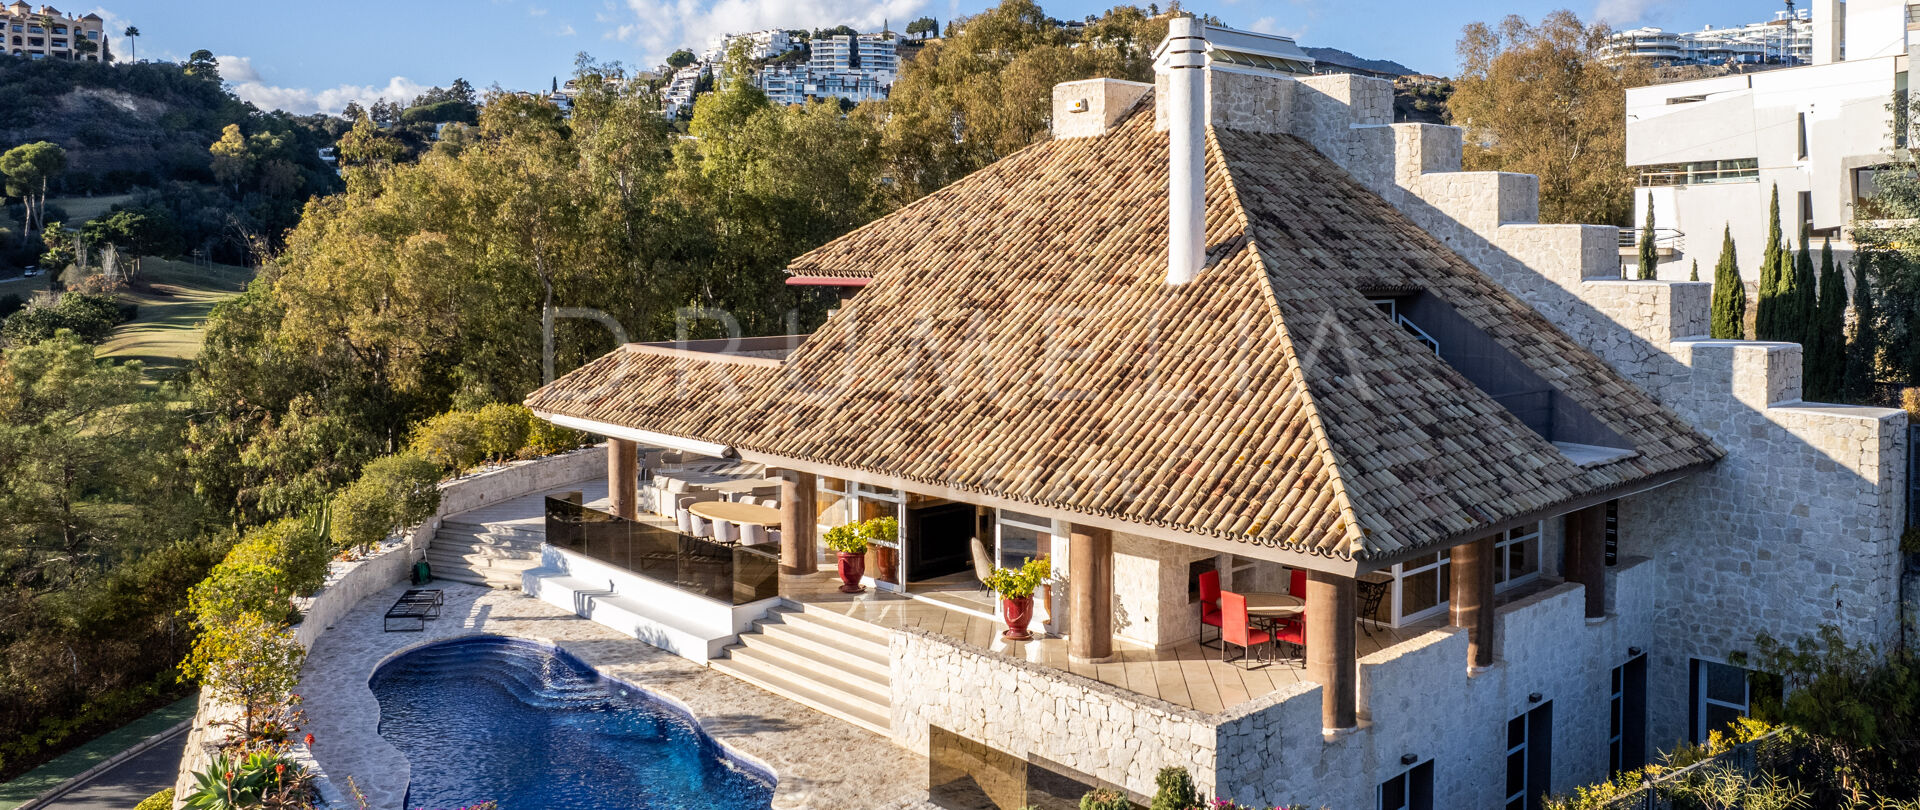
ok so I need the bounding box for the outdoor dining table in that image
[686,501,783,547]
[1240,591,1305,619]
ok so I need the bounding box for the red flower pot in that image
[1001,596,1035,640]
[836,551,867,593]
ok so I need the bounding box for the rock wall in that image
[891,627,1220,798]
[170,446,605,805]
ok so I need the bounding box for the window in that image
[1610,655,1648,775]
[995,509,1054,570]
[1494,523,1541,589]
[1798,191,1814,238]
[1690,659,1776,742]
[1636,158,1758,187]
[1506,702,1553,810]
[1603,500,1619,566]
[1796,112,1809,160]
[1378,759,1434,810]
[815,478,905,587]
[1394,550,1451,622]
[1369,298,1440,355]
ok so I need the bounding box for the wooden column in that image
[1449,535,1498,670]
[1068,524,1113,662]
[606,438,637,520]
[1563,505,1608,620]
[778,470,817,575]
[1306,570,1357,731]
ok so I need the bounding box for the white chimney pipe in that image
[1165,17,1207,286]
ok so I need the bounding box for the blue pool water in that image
[370,636,775,810]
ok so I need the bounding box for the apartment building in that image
[704,29,799,64]
[661,65,704,118]
[804,33,898,103]
[1605,10,1813,67]
[527,20,1908,809]
[1625,0,1914,281]
[4,2,106,61]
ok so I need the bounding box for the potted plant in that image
[824,523,870,593]
[983,556,1050,640]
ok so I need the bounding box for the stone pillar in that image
[1068,524,1113,662]
[607,438,637,520]
[779,470,818,575]
[1563,505,1608,620]
[1449,535,1498,670]
[1306,570,1357,731]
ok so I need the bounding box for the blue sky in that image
[83,0,1779,114]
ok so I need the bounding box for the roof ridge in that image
[1207,125,1369,561]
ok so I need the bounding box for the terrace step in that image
[710,604,893,736]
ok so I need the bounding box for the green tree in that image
[666,49,696,69]
[1788,235,1817,347]
[335,115,405,168]
[184,49,220,82]
[1149,766,1200,810]
[1745,627,1920,802]
[122,26,138,62]
[180,611,304,740]
[1690,259,1699,281]
[1638,192,1657,279]
[1,141,68,246]
[1842,252,1880,402]
[1804,239,1847,401]
[1453,12,1646,225]
[1755,186,1789,341]
[208,123,255,192]
[0,332,188,587]
[906,16,940,38]
[1710,226,1746,339]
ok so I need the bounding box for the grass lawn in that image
[95,257,252,377]
[46,193,135,225]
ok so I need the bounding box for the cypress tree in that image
[1755,185,1787,340]
[1638,192,1658,280]
[1843,252,1880,403]
[1804,239,1848,400]
[1690,259,1699,281]
[1790,235,1817,346]
[1710,225,1745,339]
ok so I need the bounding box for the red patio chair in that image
[1270,608,1306,667]
[1220,591,1271,669]
[1198,570,1223,648]
[1288,567,1307,598]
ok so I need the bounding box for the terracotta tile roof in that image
[527,98,1719,564]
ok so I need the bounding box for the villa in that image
[519,20,1910,810]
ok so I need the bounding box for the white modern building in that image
[661,65,704,118]
[1625,0,1914,282]
[1605,10,1813,67]
[755,63,809,106]
[704,29,799,64]
[803,33,898,103]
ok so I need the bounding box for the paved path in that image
[0,694,196,810]
[35,726,187,810]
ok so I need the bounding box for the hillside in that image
[1302,46,1415,77]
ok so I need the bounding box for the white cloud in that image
[614,0,929,64]
[1593,0,1660,26]
[559,23,578,36]
[231,75,432,115]
[1246,16,1306,39]
[529,5,549,15]
[216,54,262,83]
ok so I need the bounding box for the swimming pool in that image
[370,636,775,810]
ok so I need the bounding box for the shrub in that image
[0,292,23,318]
[185,749,313,810]
[823,523,867,554]
[179,612,305,742]
[984,556,1050,599]
[1,292,125,344]
[1152,767,1201,810]
[1080,789,1132,810]
[135,788,174,810]
[225,517,331,598]
[525,416,585,456]
[410,409,488,471]
[328,450,441,552]
[473,403,532,460]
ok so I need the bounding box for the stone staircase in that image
[709,602,893,736]
[426,518,544,590]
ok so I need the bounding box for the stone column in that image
[779,470,818,575]
[606,438,637,520]
[1449,535,1498,670]
[1306,570,1357,731]
[1068,524,1113,662]
[1563,505,1608,620]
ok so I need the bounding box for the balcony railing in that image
[543,497,779,605]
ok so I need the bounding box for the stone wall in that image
[891,627,1221,798]
[1111,531,1215,648]
[170,446,605,805]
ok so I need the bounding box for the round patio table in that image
[1240,592,1305,619]
[686,501,782,526]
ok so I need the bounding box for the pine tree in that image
[1755,185,1787,340]
[1638,192,1658,280]
[1690,259,1699,281]
[1804,239,1848,400]
[1790,235,1816,346]
[1710,225,1746,340]
[1843,252,1880,403]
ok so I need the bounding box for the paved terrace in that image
[298,581,932,810]
[794,587,1448,716]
